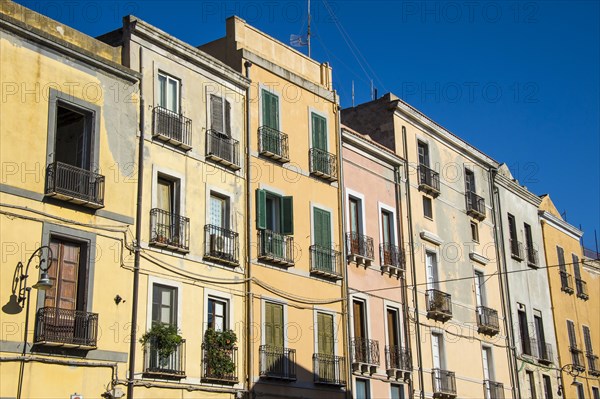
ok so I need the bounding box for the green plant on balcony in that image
[204,328,237,379]
[139,323,183,362]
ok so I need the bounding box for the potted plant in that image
[140,323,183,370]
[203,328,237,381]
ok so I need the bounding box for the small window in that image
[575,382,585,399]
[207,297,228,332]
[423,196,433,219]
[356,378,370,399]
[391,384,405,399]
[158,72,180,113]
[471,222,479,242]
[592,386,599,399]
[526,370,536,399]
[311,112,328,151]
[542,374,553,399]
[157,176,178,215]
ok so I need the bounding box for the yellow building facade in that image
[539,195,600,399]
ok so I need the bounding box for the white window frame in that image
[309,202,336,247]
[431,329,446,370]
[261,297,288,347]
[258,84,282,130]
[156,71,181,113]
[205,185,236,231]
[481,344,494,381]
[378,202,398,246]
[349,293,371,340]
[203,288,233,334]
[383,300,404,348]
[146,275,183,330]
[346,189,366,236]
[152,165,186,216]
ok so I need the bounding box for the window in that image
[575,382,585,399]
[352,299,367,341]
[465,168,476,193]
[209,193,229,229]
[207,297,227,332]
[387,307,401,349]
[55,104,93,171]
[524,223,534,250]
[158,72,179,113]
[431,332,445,369]
[557,246,571,292]
[264,302,284,348]
[482,346,493,385]
[423,196,433,219]
[313,207,332,248]
[311,112,328,152]
[356,378,370,399]
[46,238,88,313]
[526,370,536,399]
[518,304,531,355]
[261,89,280,131]
[381,210,395,245]
[583,325,594,357]
[391,384,405,399]
[534,311,547,358]
[542,374,553,399]
[572,254,584,295]
[152,284,177,325]
[152,175,185,247]
[157,176,178,215]
[508,213,520,258]
[349,197,363,235]
[592,386,599,399]
[210,94,231,137]
[317,312,335,355]
[471,222,479,242]
[417,141,430,167]
[256,190,293,234]
[475,271,486,307]
[425,252,438,290]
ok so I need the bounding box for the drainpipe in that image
[127,46,145,399]
[490,169,521,399]
[402,126,424,399]
[243,60,253,399]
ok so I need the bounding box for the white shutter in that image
[432,333,441,369]
[426,253,437,290]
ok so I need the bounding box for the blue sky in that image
[18,0,600,247]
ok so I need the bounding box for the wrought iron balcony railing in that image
[34,307,98,349]
[380,243,405,273]
[587,353,600,376]
[313,353,346,386]
[509,239,524,261]
[149,208,190,252]
[426,289,453,321]
[143,337,186,378]
[560,271,575,294]
[201,342,238,383]
[152,106,192,150]
[206,129,240,170]
[526,246,539,267]
[346,232,374,264]
[257,230,294,266]
[351,338,380,367]
[259,345,297,381]
[258,126,290,162]
[484,380,505,399]
[476,306,500,336]
[385,345,411,372]
[432,368,457,398]
[418,164,440,196]
[536,341,553,364]
[465,191,486,220]
[576,278,589,300]
[309,245,342,280]
[570,346,585,371]
[204,224,239,266]
[521,336,535,357]
[45,162,105,208]
[309,148,338,181]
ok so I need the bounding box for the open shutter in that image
[224,100,231,137]
[211,95,224,134]
[281,196,294,235]
[567,320,577,348]
[557,247,566,272]
[256,189,267,230]
[273,304,283,348]
[572,254,582,280]
[583,326,593,353]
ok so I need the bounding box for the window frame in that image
[209,93,232,138]
[146,276,182,330]
[259,85,282,132]
[261,297,288,348]
[355,378,371,399]
[313,308,338,356]
[204,288,233,334]
[308,108,330,152]
[423,195,433,220]
[157,71,180,114]
[471,221,479,243]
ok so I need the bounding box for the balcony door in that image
[482,347,494,398]
[313,207,333,272]
[261,89,280,154]
[465,169,475,193]
[417,141,430,167]
[432,333,442,369]
[426,252,438,291]
[265,302,284,348]
[349,197,362,254]
[311,113,327,152]
[46,238,84,312]
[157,177,178,242]
[55,104,92,171]
[318,312,335,356]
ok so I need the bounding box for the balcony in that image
[536,341,553,365]
[34,307,98,349]
[526,246,539,268]
[201,343,238,384]
[259,345,297,381]
[309,245,342,280]
[149,208,190,253]
[570,346,585,371]
[206,129,241,170]
[465,191,486,220]
[313,353,346,386]
[509,239,524,261]
[351,338,380,374]
[587,353,600,376]
[576,278,589,300]
[258,126,290,163]
[309,148,338,181]
[204,224,239,266]
[484,380,505,399]
[432,368,457,398]
[476,306,500,336]
[152,106,192,150]
[346,232,374,267]
[143,337,186,379]
[257,230,294,267]
[418,164,440,197]
[560,271,575,294]
[380,243,405,277]
[385,345,411,380]
[426,289,453,322]
[45,162,105,209]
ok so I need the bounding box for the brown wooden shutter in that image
[45,239,80,311]
[211,95,224,134]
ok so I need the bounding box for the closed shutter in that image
[318,312,334,355]
[583,326,593,353]
[262,90,279,130]
[557,247,566,272]
[281,196,294,235]
[265,302,283,347]
[353,301,365,339]
[45,239,81,311]
[211,95,224,134]
[313,208,332,248]
[311,113,327,151]
[567,320,577,348]
[256,189,267,230]
[572,254,582,280]
[387,309,400,347]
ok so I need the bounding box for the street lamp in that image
[557,363,582,397]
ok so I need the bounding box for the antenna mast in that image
[307,0,311,57]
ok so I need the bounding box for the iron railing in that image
[258,126,289,162]
[34,307,98,348]
[380,243,405,271]
[144,337,186,378]
[385,345,411,371]
[45,162,105,208]
[432,368,457,397]
[309,245,342,279]
[313,353,346,386]
[509,239,524,261]
[570,346,585,371]
[465,191,486,219]
[526,246,539,267]
[149,208,190,252]
[418,164,440,195]
[560,271,574,293]
[587,353,600,376]
[201,343,238,383]
[346,232,374,260]
[152,106,192,149]
[521,335,534,357]
[259,345,297,380]
[206,129,240,169]
[537,341,553,364]
[257,230,294,266]
[576,278,589,300]
[351,338,380,366]
[426,289,453,321]
[309,148,338,181]
[476,306,500,335]
[484,380,505,399]
[204,224,239,265]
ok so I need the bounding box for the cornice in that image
[539,210,583,240]
[494,172,541,207]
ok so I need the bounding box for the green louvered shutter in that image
[318,312,334,355]
[281,196,294,235]
[311,113,327,151]
[265,302,283,347]
[256,189,267,230]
